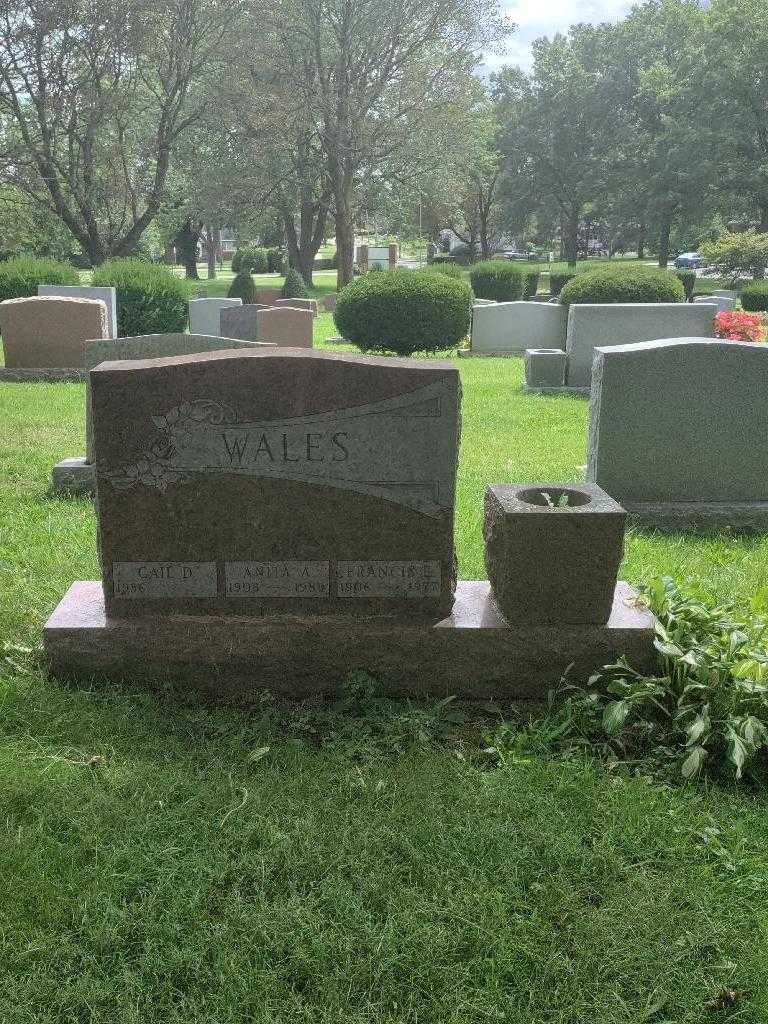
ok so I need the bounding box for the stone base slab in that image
[624,501,768,534]
[43,580,655,700]
[0,367,86,382]
[51,457,94,496]
[523,384,590,396]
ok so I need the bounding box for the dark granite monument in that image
[43,348,655,698]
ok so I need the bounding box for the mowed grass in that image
[3,304,768,1019]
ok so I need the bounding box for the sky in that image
[488,0,636,71]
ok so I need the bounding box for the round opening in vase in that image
[517,487,592,509]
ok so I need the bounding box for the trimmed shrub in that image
[334,268,472,355]
[266,248,284,274]
[469,261,525,302]
[421,263,465,280]
[91,259,191,336]
[233,246,269,274]
[549,271,578,297]
[283,268,310,299]
[676,269,696,301]
[451,244,475,266]
[559,265,686,306]
[739,281,768,312]
[523,270,540,300]
[0,256,78,304]
[227,270,257,304]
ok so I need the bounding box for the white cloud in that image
[487,0,635,71]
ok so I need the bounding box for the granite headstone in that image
[91,348,461,618]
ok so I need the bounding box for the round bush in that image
[92,259,190,336]
[0,256,78,304]
[559,265,686,306]
[334,269,472,355]
[739,282,768,311]
[227,270,257,303]
[469,261,525,302]
[549,271,578,297]
[523,270,540,299]
[676,269,696,301]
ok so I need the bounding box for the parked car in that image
[674,252,703,269]
[500,250,536,261]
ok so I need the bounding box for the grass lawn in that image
[1,291,768,1020]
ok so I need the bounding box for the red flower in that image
[714,311,765,342]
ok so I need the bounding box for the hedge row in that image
[0,256,78,304]
[469,261,525,302]
[739,281,768,311]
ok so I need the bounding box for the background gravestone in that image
[0,295,108,369]
[189,297,242,335]
[256,307,313,347]
[470,301,567,355]
[565,302,717,387]
[50,333,274,495]
[91,348,460,618]
[219,305,270,341]
[255,287,283,305]
[38,285,118,338]
[588,337,768,530]
[274,297,318,317]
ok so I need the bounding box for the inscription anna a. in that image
[105,379,457,517]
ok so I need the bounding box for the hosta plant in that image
[550,578,768,781]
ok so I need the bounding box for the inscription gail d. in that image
[106,379,456,517]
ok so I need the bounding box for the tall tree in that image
[608,0,708,267]
[699,0,768,232]
[499,27,623,267]
[0,0,241,263]
[248,0,508,285]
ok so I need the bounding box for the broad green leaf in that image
[681,745,707,779]
[603,700,630,736]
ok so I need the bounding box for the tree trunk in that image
[563,206,580,268]
[282,196,329,289]
[637,223,646,260]
[204,224,218,279]
[173,217,203,279]
[758,200,768,234]
[657,211,672,269]
[334,176,356,287]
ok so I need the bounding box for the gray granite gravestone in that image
[188,297,242,335]
[219,305,269,341]
[50,333,274,495]
[587,337,768,530]
[39,285,118,338]
[524,302,718,393]
[469,301,567,355]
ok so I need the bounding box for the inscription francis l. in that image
[106,380,456,516]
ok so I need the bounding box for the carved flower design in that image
[107,399,237,491]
